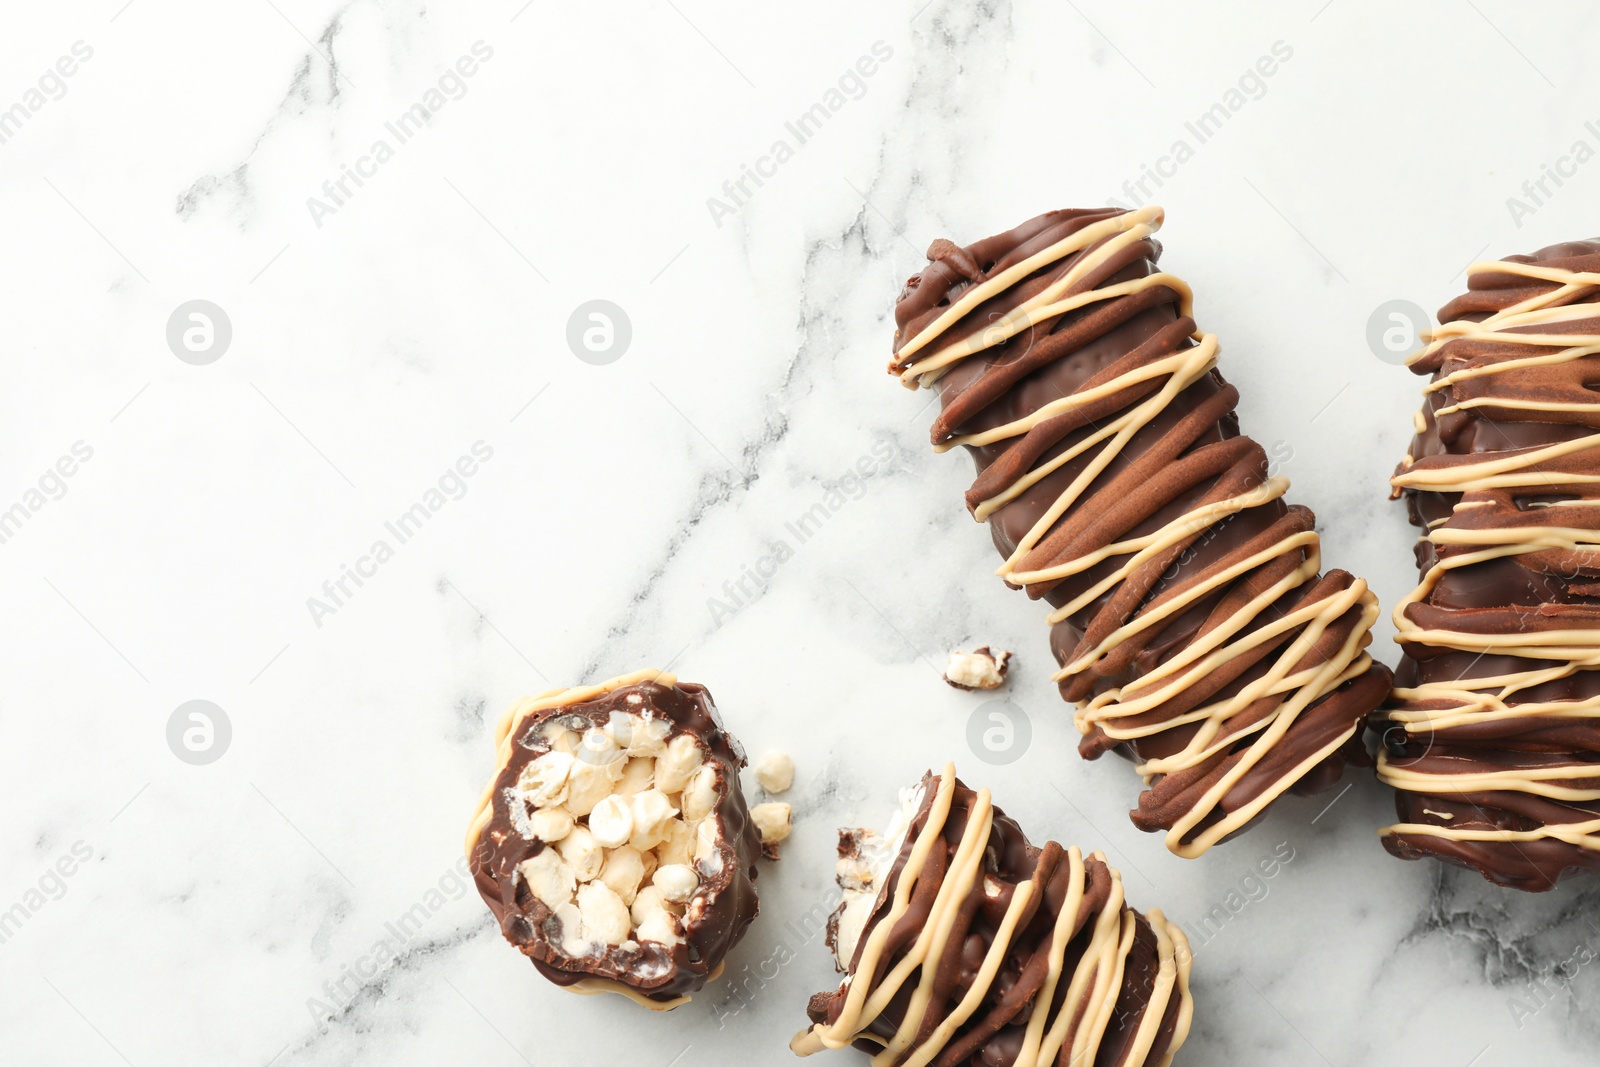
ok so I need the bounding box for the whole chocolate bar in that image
[1384,237,1600,891]
[792,764,1193,1065]
[465,670,761,1006]
[891,206,1392,856]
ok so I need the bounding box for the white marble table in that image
[4,2,1599,1064]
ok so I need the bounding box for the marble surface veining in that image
[4,1,1600,1064]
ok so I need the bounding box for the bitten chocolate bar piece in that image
[792,765,1193,1066]
[891,206,1392,857]
[1384,237,1600,892]
[465,670,761,1007]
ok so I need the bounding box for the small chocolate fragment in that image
[943,646,1011,691]
[892,206,1393,857]
[1384,236,1600,891]
[792,764,1193,1065]
[465,670,761,1007]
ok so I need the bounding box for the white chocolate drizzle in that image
[1384,254,1600,861]
[790,765,1193,1066]
[898,207,1383,857]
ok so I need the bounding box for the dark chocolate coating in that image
[892,209,1392,851]
[469,679,761,1001]
[799,770,1191,1066]
[1386,237,1600,891]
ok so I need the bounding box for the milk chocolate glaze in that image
[1384,237,1600,891]
[890,207,1392,857]
[466,672,761,1004]
[792,766,1193,1066]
